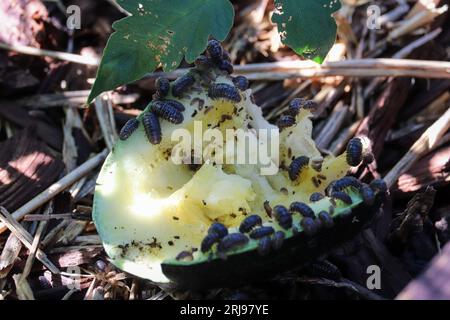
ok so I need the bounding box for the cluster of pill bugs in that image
[276,98,318,130]
[118,40,250,146]
[174,176,387,261]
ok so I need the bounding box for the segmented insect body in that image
[207,39,223,60]
[288,156,310,181]
[288,98,306,116]
[155,77,170,98]
[176,251,194,262]
[151,101,184,124]
[163,99,185,112]
[361,184,375,206]
[289,202,315,218]
[249,226,275,239]
[208,83,241,102]
[331,176,362,193]
[331,191,353,205]
[201,232,220,253]
[257,236,272,256]
[370,179,388,194]
[263,201,272,218]
[273,205,292,230]
[142,112,162,145]
[219,60,233,74]
[239,215,262,233]
[271,231,285,250]
[346,137,363,166]
[307,260,342,281]
[119,118,139,141]
[302,100,318,111]
[208,222,228,238]
[301,217,317,236]
[232,76,249,91]
[172,74,195,98]
[276,115,296,130]
[318,211,334,228]
[310,192,325,202]
[194,55,211,68]
[217,233,249,253]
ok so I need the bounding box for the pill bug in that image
[201,232,220,253]
[172,74,195,98]
[302,100,318,111]
[239,215,262,233]
[362,151,375,165]
[162,99,185,112]
[361,184,375,206]
[151,101,184,124]
[289,202,315,218]
[257,236,272,256]
[249,226,275,239]
[288,98,306,116]
[370,179,388,194]
[208,83,242,102]
[217,233,249,253]
[310,192,325,202]
[119,118,139,141]
[306,260,342,281]
[318,211,334,228]
[194,55,212,68]
[300,217,318,236]
[346,137,363,166]
[331,176,362,193]
[276,115,296,130]
[155,77,170,98]
[331,191,353,205]
[221,50,231,63]
[263,200,272,218]
[273,205,292,230]
[288,156,310,181]
[142,112,162,145]
[232,76,249,91]
[95,260,107,272]
[175,251,194,262]
[208,222,228,239]
[219,60,233,74]
[207,39,223,60]
[271,231,285,250]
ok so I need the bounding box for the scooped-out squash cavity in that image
[93,40,386,289]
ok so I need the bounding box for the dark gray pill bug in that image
[175,251,194,262]
[271,231,285,250]
[288,156,310,181]
[302,100,318,111]
[164,99,185,112]
[289,202,315,218]
[217,233,249,253]
[208,222,228,238]
[172,74,195,98]
[142,112,162,145]
[301,217,317,236]
[151,101,184,124]
[239,215,262,233]
[332,176,362,193]
[362,151,375,165]
[332,191,353,205]
[361,184,375,206]
[249,226,275,239]
[232,76,249,91]
[119,118,139,141]
[346,137,363,167]
[288,98,306,116]
[219,60,233,74]
[310,192,325,202]
[95,260,107,271]
[257,236,272,256]
[263,200,272,218]
[194,55,211,68]
[201,232,220,253]
[273,205,292,230]
[208,83,241,102]
[318,211,334,228]
[370,179,388,194]
[207,39,223,60]
[155,77,170,98]
[276,115,296,130]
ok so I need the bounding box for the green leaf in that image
[272,0,341,64]
[88,0,234,103]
